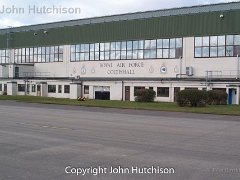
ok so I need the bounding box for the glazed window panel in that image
[234,46,240,56]
[133,41,139,50]
[202,47,209,57]
[195,37,202,46]
[95,51,100,60]
[127,50,133,59]
[157,87,169,97]
[169,49,175,58]
[138,50,144,59]
[176,38,182,48]
[120,50,126,59]
[104,51,110,60]
[132,50,138,59]
[218,46,225,57]
[195,47,201,58]
[104,43,110,51]
[90,52,94,60]
[116,42,121,50]
[0,49,9,64]
[226,35,234,45]
[218,36,225,46]
[100,52,104,60]
[157,49,163,58]
[18,84,25,92]
[110,42,116,51]
[139,40,144,49]
[234,35,240,45]
[110,51,116,60]
[90,44,94,51]
[163,39,169,48]
[210,47,217,57]
[116,50,121,59]
[48,85,56,93]
[127,41,132,50]
[210,36,218,46]
[195,34,240,57]
[170,39,175,48]
[202,37,209,46]
[121,42,127,51]
[163,49,169,58]
[157,39,163,48]
[226,46,234,56]
[79,53,84,61]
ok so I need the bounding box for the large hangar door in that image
[94,86,110,100]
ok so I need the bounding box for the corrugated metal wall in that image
[0,10,240,49]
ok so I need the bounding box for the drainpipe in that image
[179,56,182,78]
[237,54,240,79]
[121,81,124,101]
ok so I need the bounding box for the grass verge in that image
[0,95,239,116]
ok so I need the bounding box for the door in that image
[228,89,237,105]
[125,86,130,101]
[37,85,41,96]
[95,91,110,100]
[4,84,7,94]
[15,67,19,78]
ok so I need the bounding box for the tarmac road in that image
[0,101,239,180]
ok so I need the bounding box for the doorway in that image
[94,86,110,100]
[125,86,130,101]
[95,91,110,100]
[228,88,237,105]
[37,85,41,96]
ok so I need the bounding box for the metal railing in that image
[206,70,240,83]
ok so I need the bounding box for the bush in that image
[207,90,227,105]
[135,89,156,102]
[176,90,208,107]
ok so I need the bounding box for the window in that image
[84,85,89,94]
[144,39,156,59]
[134,86,145,96]
[48,85,56,93]
[0,49,10,64]
[195,34,240,58]
[14,46,63,63]
[157,87,169,97]
[32,85,36,92]
[70,38,183,61]
[0,84,2,91]
[185,87,198,90]
[58,85,62,93]
[18,84,25,92]
[157,38,182,59]
[64,85,70,93]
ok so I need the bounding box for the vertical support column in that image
[130,86,135,101]
[236,87,240,105]
[7,81,17,96]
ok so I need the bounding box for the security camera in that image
[34,32,38,36]
[220,14,224,18]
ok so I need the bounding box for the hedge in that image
[207,90,227,105]
[135,89,156,102]
[176,90,208,107]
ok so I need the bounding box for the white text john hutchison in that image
[0,5,81,14]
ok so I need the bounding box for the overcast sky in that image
[0,0,239,29]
